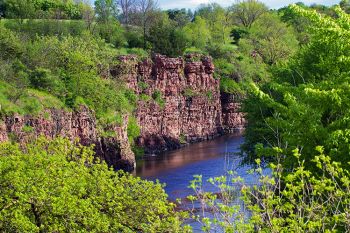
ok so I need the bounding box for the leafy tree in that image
[2,0,35,20]
[230,0,268,28]
[196,3,232,45]
[278,3,311,44]
[245,13,298,65]
[243,5,350,169]
[131,0,159,49]
[0,23,23,59]
[94,0,118,23]
[183,16,211,50]
[0,137,189,232]
[167,8,192,27]
[340,0,350,13]
[148,13,189,56]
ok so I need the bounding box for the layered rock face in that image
[0,107,135,171]
[0,54,246,172]
[116,54,223,154]
[221,93,246,133]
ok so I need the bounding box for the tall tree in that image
[183,16,211,50]
[230,0,268,28]
[340,0,350,13]
[118,0,136,25]
[133,0,159,49]
[243,5,350,170]
[94,0,118,23]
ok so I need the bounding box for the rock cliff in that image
[0,54,245,171]
[221,93,246,133]
[0,107,135,171]
[115,54,224,154]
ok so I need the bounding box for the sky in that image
[158,0,339,10]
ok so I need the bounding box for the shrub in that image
[0,137,189,232]
[127,116,140,144]
[183,88,197,97]
[188,147,350,232]
[152,90,165,108]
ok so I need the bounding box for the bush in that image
[152,90,165,108]
[4,19,87,38]
[0,137,189,232]
[127,116,140,144]
[189,147,350,232]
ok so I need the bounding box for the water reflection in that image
[136,134,250,199]
[136,134,244,178]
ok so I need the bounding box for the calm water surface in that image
[136,134,259,200]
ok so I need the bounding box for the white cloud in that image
[158,0,339,10]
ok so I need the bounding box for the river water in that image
[136,134,259,200]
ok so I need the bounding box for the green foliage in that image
[138,81,149,91]
[139,93,152,102]
[22,125,34,133]
[243,5,350,169]
[183,88,197,97]
[189,148,350,232]
[148,13,190,57]
[94,0,118,23]
[230,0,268,28]
[3,19,87,38]
[2,0,88,20]
[132,145,145,159]
[0,137,188,232]
[152,90,165,108]
[183,16,211,50]
[95,21,126,48]
[247,13,299,65]
[179,134,186,144]
[220,77,244,95]
[0,23,23,59]
[127,116,140,144]
[183,47,207,56]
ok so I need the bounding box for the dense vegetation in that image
[2,0,350,232]
[0,137,189,232]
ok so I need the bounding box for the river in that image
[136,134,259,200]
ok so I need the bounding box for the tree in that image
[94,0,118,23]
[167,8,192,27]
[245,13,298,65]
[189,148,350,232]
[196,3,233,44]
[340,0,350,13]
[0,137,189,232]
[148,13,189,56]
[183,16,211,50]
[133,0,159,49]
[118,0,136,25]
[79,1,95,31]
[2,0,35,20]
[243,5,350,169]
[230,0,268,28]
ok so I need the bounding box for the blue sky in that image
[158,0,339,10]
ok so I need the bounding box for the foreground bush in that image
[189,147,350,232]
[0,137,189,232]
